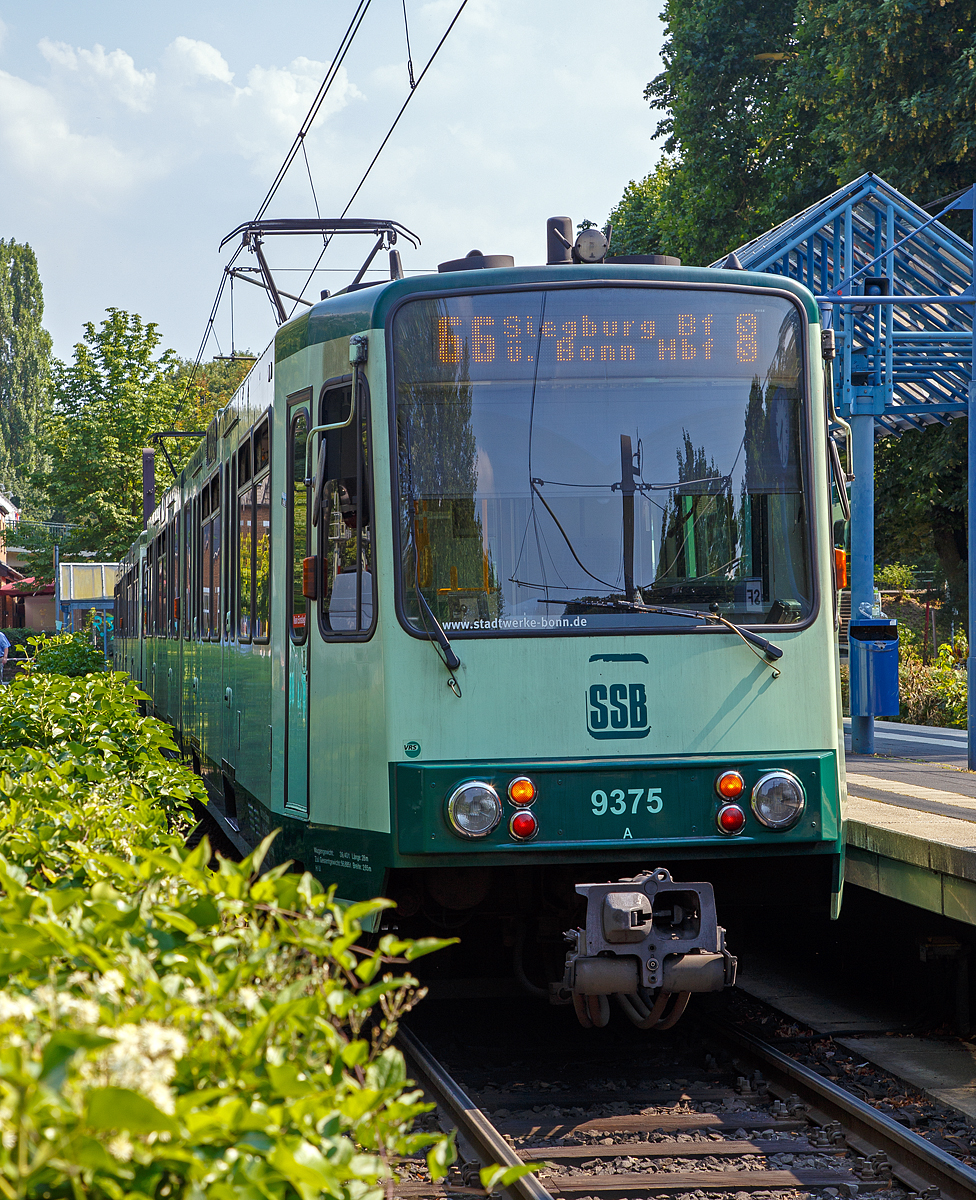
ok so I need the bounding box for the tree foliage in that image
[794,0,976,210]
[21,312,251,581]
[610,0,976,615]
[611,0,976,263]
[0,240,52,507]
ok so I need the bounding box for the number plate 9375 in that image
[590,787,663,816]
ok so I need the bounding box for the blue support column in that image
[851,411,876,754]
[969,198,976,770]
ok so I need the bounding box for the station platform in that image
[843,719,976,923]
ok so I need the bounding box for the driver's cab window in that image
[317,378,374,637]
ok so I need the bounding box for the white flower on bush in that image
[82,1022,188,1115]
[95,970,126,1001]
[31,986,100,1027]
[0,993,37,1023]
[237,986,261,1012]
[106,1133,133,1162]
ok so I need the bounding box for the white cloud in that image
[39,38,155,111]
[231,60,364,166]
[163,36,233,84]
[0,69,160,203]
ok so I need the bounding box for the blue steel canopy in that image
[712,172,973,437]
[711,171,976,763]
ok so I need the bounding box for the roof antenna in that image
[722,251,745,270]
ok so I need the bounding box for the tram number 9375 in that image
[591,788,664,816]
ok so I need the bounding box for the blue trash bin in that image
[849,617,899,717]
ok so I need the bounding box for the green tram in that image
[116,222,846,1028]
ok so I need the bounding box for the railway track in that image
[395,1007,976,1200]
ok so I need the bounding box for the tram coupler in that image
[559,868,736,1008]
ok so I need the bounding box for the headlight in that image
[446,782,502,838]
[751,770,805,829]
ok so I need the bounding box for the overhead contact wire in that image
[285,0,469,316]
[254,0,374,223]
[339,0,469,218]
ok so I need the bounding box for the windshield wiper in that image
[574,598,784,672]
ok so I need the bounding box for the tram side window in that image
[211,474,222,639]
[288,398,310,644]
[254,473,271,641]
[170,515,180,637]
[236,421,272,643]
[183,505,192,640]
[142,557,148,637]
[160,528,169,639]
[317,381,374,636]
[238,439,252,640]
[201,483,211,638]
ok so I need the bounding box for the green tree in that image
[616,0,833,264]
[793,0,976,215]
[0,240,52,507]
[24,311,235,579]
[610,0,976,617]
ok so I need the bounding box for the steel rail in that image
[397,1026,554,1200]
[711,1017,976,1200]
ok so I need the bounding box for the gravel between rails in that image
[395,998,957,1200]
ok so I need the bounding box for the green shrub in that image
[0,839,459,1199]
[875,562,917,592]
[26,631,107,677]
[0,669,510,1199]
[0,629,40,652]
[0,671,199,891]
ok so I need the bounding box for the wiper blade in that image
[578,597,783,668]
[416,587,461,671]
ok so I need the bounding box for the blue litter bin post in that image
[849,618,899,727]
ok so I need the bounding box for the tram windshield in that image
[392,286,812,636]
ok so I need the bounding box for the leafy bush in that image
[0,840,456,1199]
[0,629,41,652]
[0,670,489,1199]
[874,562,917,592]
[26,631,106,677]
[0,672,202,891]
[896,635,968,728]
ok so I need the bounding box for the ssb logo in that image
[586,683,649,740]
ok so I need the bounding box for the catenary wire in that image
[284,0,470,316]
[253,0,374,223]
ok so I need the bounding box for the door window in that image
[316,379,374,637]
[288,401,310,644]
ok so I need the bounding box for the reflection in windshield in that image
[394,287,810,636]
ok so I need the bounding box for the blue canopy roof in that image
[714,173,974,436]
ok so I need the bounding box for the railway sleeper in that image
[559,867,737,1029]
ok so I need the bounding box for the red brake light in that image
[717,804,746,835]
[510,811,538,840]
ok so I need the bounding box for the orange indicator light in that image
[717,805,746,835]
[716,770,744,800]
[508,776,537,806]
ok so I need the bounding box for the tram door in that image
[284,394,311,817]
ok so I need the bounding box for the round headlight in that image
[446,782,502,838]
[751,770,805,829]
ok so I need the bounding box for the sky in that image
[0,0,667,363]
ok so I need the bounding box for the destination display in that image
[437,310,761,367]
[405,289,798,380]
